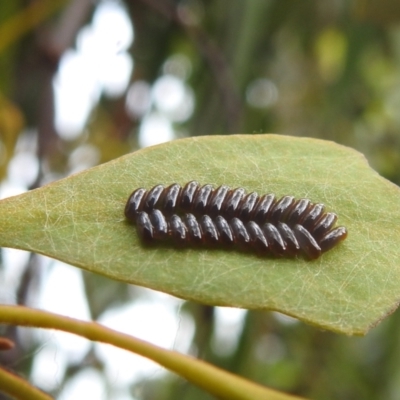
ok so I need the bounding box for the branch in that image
[0,365,52,400]
[0,305,303,400]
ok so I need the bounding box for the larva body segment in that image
[160,183,181,215]
[293,224,321,260]
[149,209,168,239]
[125,182,348,259]
[230,217,251,247]
[319,226,348,252]
[200,215,219,244]
[253,196,274,226]
[215,215,234,244]
[180,181,199,212]
[185,213,203,244]
[207,185,230,217]
[143,184,164,212]
[169,214,187,243]
[136,211,153,241]
[300,203,325,231]
[276,222,300,255]
[225,188,247,219]
[247,221,268,252]
[268,196,295,223]
[286,198,311,226]
[311,212,337,240]
[124,188,146,221]
[263,223,287,256]
[237,192,259,220]
[193,184,214,215]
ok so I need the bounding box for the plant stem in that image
[0,366,53,400]
[0,305,304,400]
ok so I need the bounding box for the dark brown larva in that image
[134,210,347,260]
[126,181,327,227]
[126,182,275,220]
[125,182,348,259]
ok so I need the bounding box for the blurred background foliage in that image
[1,0,400,399]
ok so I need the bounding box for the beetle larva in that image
[134,210,347,259]
[125,182,348,259]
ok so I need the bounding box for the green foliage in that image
[1,135,399,336]
[3,0,400,398]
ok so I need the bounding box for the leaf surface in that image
[1,134,399,335]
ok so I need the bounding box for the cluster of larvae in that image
[124,181,347,259]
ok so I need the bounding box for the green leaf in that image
[1,134,399,335]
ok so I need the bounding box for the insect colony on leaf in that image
[124,181,348,260]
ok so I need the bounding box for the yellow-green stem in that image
[0,366,52,400]
[0,305,304,400]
